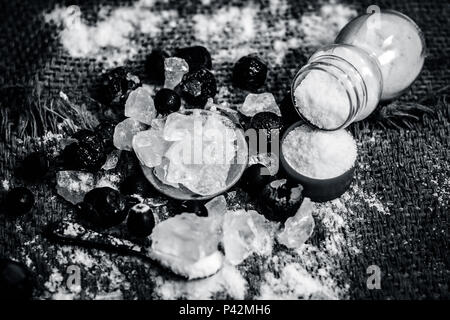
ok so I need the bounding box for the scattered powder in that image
[353,185,391,215]
[282,125,357,179]
[431,177,450,205]
[192,0,356,65]
[1,179,10,191]
[44,0,178,67]
[298,1,357,49]
[259,260,337,299]
[22,237,130,300]
[258,189,363,300]
[44,0,356,67]
[192,5,261,64]
[156,263,247,300]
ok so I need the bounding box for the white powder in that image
[259,261,336,299]
[191,1,355,65]
[298,1,357,49]
[282,125,357,179]
[45,0,355,67]
[299,45,383,127]
[44,0,178,67]
[156,262,247,300]
[295,70,350,129]
[1,179,10,191]
[23,237,130,300]
[192,5,260,64]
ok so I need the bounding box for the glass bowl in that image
[140,109,248,200]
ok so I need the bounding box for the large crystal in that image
[222,210,276,265]
[163,112,199,142]
[124,87,157,125]
[164,57,189,90]
[113,118,147,151]
[240,92,281,117]
[184,164,230,196]
[150,213,223,279]
[132,129,171,168]
[153,157,179,188]
[277,198,315,249]
[56,170,95,204]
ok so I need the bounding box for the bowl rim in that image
[279,121,356,184]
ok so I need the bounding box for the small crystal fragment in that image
[222,210,276,265]
[101,150,121,171]
[277,198,315,249]
[248,153,279,175]
[183,164,230,196]
[113,118,147,151]
[56,170,95,204]
[95,173,121,190]
[163,112,199,141]
[124,87,157,125]
[132,129,171,168]
[150,213,223,279]
[164,57,189,90]
[240,92,281,117]
[205,195,227,218]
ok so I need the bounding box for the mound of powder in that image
[294,70,350,129]
[282,125,357,179]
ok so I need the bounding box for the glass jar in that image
[291,10,426,130]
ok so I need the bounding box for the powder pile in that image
[282,125,357,179]
[44,0,178,67]
[294,71,351,129]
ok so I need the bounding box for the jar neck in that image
[292,55,369,130]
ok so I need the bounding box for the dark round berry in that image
[176,68,217,107]
[3,187,34,217]
[97,67,141,106]
[127,203,155,237]
[240,164,274,194]
[95,121,117,151]
[0,259,33,300]
[154,88,181,115]
[145,49,170,84]
[174,200,208,217]
[62,130,106,172]
[232,54,268,92]
[250,112,283,145]
[80,187,127,228]
[174,46,212,72]
[120,174,155,198]
[259,179,304,222]
[22,152,49,179]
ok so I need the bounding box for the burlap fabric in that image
[0,0,448,299]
